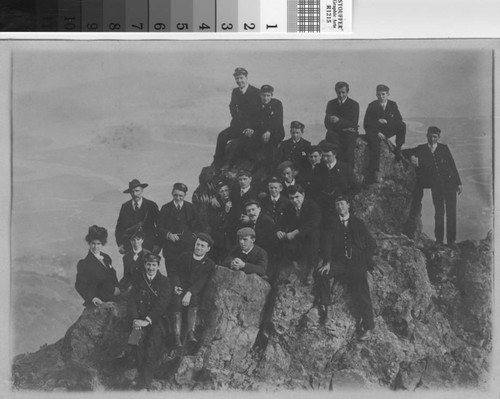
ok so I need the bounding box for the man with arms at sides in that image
[115,179,160,255]
[213,67,261,170]
[222,227,268,277]
[260,176,291,227]
[158,183,199,275]
[363,84,407,183]
[276,121,312,175]
[206,181,234,263]
[120,228,151,292]
[128,253,173,390]
[324,81,360,169]
[172,233,216,348]
[277,184,322,284]
[314,196,376,340]
[310,143,359,215]
[403,126,462,250]
[249,84,285,171]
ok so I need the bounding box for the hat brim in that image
[123,183,148,194]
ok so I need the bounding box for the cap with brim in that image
[277,161,294,173]
[290,121,305,130]
[233,67,248,77]
[320,142,339,154]
[196,232,214,247]
[237,227,255,238]
[244,199,260,208]
[173,182,188,193]
[334,194,349,203]
[260,84,274,93]
[123,179,148,194]
[144,253,161,263]
[376,84,390,92]
[268,176,282,185]
[427,126,441,135]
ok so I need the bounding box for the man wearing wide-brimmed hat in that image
[115,179,160,255]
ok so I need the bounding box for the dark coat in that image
[222,244,268,276]
[229,185,259,230]
[324,97,360,133]
[406,143,462,189]
[172,252,215,297]
[276,138,312,173]
[239,213,278,255]
[229,84,261,132]
[278,199,322,239]
[157,201,199,261]
[115,198,160,251]
[321,214,376,272]
[120,248,151,290]
[128,271,173,325]
[260,194,291,226]
[363,99,403,133]
[310,161,359,208]
[252,98,285,144]
[206,199,233,251]
[75,251,119,306]
[281,174,307,198]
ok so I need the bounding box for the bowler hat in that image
[196,232,214,247]
[123,179,148,194]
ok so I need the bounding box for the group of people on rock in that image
[74,67,462,390]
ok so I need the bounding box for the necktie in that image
[133,252,139,261]
[177,204,181,211]
[296,207,300,217]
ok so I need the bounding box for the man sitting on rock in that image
[128,253,173,390]
[276,121,312,175]
[314,195,376,340]
[172,233,216,348]
[222,227,268,277]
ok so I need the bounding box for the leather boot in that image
[174,312,183,348]
[186,307,198,343]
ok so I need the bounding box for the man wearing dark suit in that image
[128,253,173,390]
[314,196,376,340]
[172,233,216,347]
[277,161,307,198]
[302,146,323,194]
[213,67,261,169]
[276,121,312,175]
[403,126,462,248]
[115,179,160,255]
[310,143,359,215]
[229,170,258,232]
[260,176,291,227]
[324,81,360,169]
[120,228,151,291]
[277,185,322,283]
[363,84,407,183]
[157,183,199,275]
[240,199,278,257]
[222,227,268,277]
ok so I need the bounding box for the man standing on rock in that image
[403,126,462,250]
[213,67,261,170]
[324,81,360,169]
[128,253,173,390]
[314,195,376,340]
[115,179,160,255]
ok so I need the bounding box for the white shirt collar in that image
[241,186,251,195]
[193,254,204,261]
[174,200,184,208]
[340,213,350,222]
[133,198,143,209]
[285,179,295,187]
[242,246,254,255]
[428,143,438,153]
[271,194,280,202]
[240,84,249,94]
[327,159,337,170]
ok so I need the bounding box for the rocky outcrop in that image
[12,138,491,391]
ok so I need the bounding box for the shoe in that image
[358,329,374,341]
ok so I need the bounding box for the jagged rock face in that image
[12,140,491,391]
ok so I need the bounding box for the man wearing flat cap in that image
[171,233,216,348]
[403,127,462,250]
[324,81,360,169]
[158,183,200,275]
[115,179,160,255]
[315,195,376,340]
[222,227,268,277]
[128,253,173,390]
[276,121,312,175]
[213,67,261,170]
[363,84,407,183]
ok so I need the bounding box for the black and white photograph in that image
[3,39,496,394]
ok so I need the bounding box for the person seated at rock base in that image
[222,227,268,277]
[75,225,121,307]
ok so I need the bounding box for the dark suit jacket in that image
[120,248,151,290]
[324,97,360,133]
[222,244,268,276]
[239,213,278,255]
[405,143,462,189]
[321,214,376,271]
[261,194,290,226]
[229,185,259,229]
[276,138,312,173]
[128,271,173,325]
[253,98,285,144]
[206,199,233,250]
[157,201,199,260]
[115,198,159,251]
[363,99,403,133]
[172,252,215,297]
[310,161,359,206]
[229,84,261,131]
[75,251,119,306]
[279,199,322,239]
